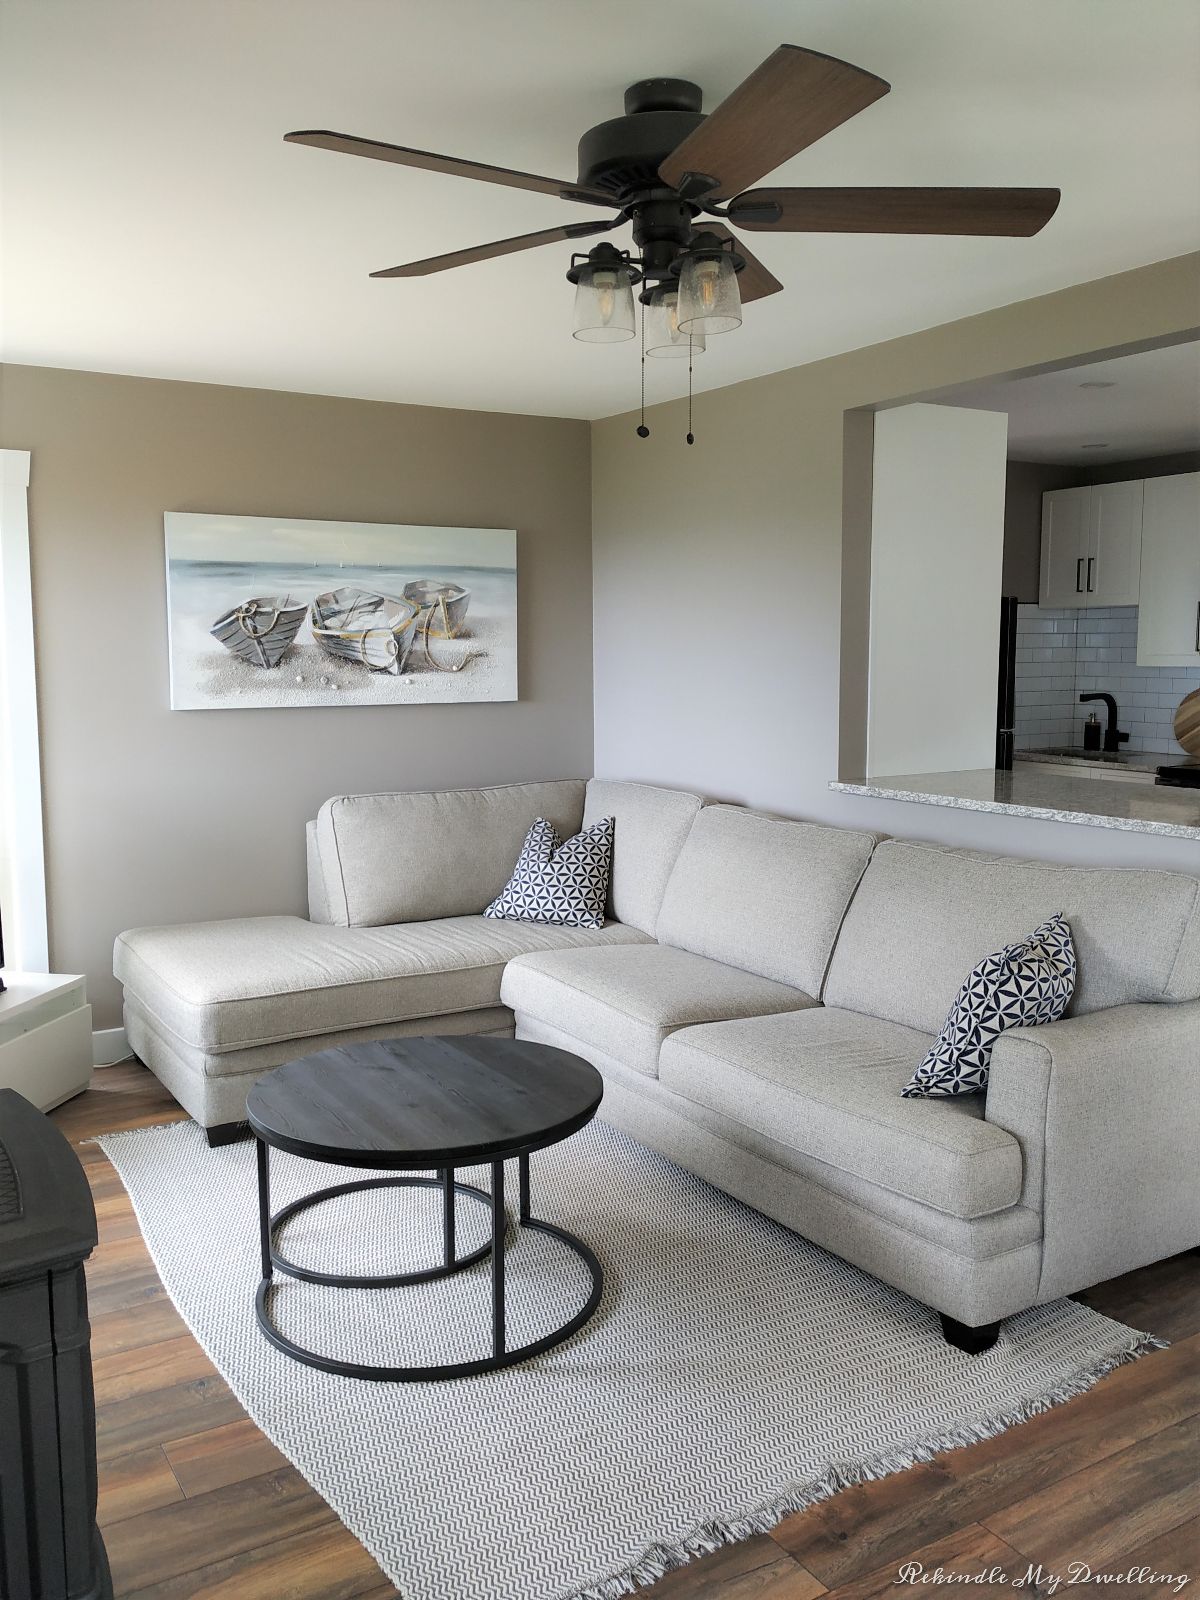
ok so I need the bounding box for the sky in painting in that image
[165,512,516,569]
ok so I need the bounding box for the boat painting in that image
[210,596,309,669]
[164,512,516,710]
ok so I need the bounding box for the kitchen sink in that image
[1039,746,1147,766]
[1017,748,1156,785]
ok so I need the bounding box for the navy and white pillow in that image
[484,816,614,929]
[902,914,1076,1098]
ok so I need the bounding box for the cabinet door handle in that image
[1086,556,1095,593]
[1076,557,1084,593]
[1195,601,1199,653]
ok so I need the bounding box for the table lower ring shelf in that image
[253,1151,603,1382]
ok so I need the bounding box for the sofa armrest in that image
[985,1000,1200,1302]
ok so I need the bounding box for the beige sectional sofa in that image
[116,776,1200,1349]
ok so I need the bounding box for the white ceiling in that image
[945,340,1200,463]
[2,0,1199,421]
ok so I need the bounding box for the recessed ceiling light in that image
[1079,380,1117,389]
[1081,442,1110,449]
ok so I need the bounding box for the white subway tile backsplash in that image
[1014,604,1200,756]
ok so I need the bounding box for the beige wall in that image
[592,252,1200,875]
[0,367,594,1026]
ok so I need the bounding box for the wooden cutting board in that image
[1174,687,1200,757]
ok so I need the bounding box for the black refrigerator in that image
[996,595,1019,771]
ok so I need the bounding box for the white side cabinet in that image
[0,973,93,1111]
[1040,481,1143,608]
[1137,471,1200,667]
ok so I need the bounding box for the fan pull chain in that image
[686,338,695,445]
[637,295,649,438]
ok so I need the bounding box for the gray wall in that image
[1002,450,1200,602]
[0,366,594,1026]
[1002,460,1081,602]
[1080,448,1200,484]
[592,252,1200,876]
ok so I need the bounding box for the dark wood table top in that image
[246,1036,603,1168]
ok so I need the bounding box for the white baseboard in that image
[93,1026,133,1067]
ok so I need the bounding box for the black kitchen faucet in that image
[1079,692,1129,754]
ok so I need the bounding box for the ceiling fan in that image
[286,44,1059,365]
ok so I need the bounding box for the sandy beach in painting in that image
[164,516,517,711]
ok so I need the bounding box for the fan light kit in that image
[286,44,1060,444]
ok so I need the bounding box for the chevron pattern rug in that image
[97,1118,1158,1600]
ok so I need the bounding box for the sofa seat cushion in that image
[500,944,816,1080]
[115,914,652,1053]
[658,1008,1023,1219]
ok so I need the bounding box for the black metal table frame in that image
[252,1136,604,1382]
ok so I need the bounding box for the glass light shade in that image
[644,288,706,359]
[677,250,742,335]
[572,264,636,343]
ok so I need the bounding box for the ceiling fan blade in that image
[703,223,783,303]
[659,46,890,200]
[370,217,622,278]
[285,129,614,207]
[728,186,1062,236]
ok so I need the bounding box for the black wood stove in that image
[0,1088,112,1600]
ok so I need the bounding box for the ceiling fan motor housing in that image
[576,79,705,201]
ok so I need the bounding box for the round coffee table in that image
[245,1035,604,1382]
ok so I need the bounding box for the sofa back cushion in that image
[583,779,704,936]
[655,805,877,994]
[824,839,1200,1030]
[306,820,333,924]
[315,780,586,927]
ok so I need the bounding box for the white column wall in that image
[866,404,1009,779]
[0,447,48,973]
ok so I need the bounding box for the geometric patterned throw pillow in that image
[483,816,614,929]
[901,914,1076,1098]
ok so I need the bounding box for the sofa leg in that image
[940,1314,1000,1354]
[205,1121,249,1149]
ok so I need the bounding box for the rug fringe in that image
[561,1332,1168,1600]
[90,1119,195,1146]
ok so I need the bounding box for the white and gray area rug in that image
[97,1118,1162,1600]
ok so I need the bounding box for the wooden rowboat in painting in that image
[402,580,471,638]
[311,587,421,674]
[210,596,308,669]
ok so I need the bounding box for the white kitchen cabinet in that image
[1039,481,1143,608]
[1137,471,1200,667]
[1040,487,1089,608]
[1088,479,1143,605]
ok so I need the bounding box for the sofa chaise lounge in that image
[116,777,1200,1350]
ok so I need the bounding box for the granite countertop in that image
[831,765,1200,839]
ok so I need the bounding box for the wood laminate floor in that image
[53,1063,1199,1600]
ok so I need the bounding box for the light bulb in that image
[645,286,706,359]
[677,248,742,336]
[572,259,636,343]
[592,270,617,324]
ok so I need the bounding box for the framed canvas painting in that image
[164,512,517,710]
